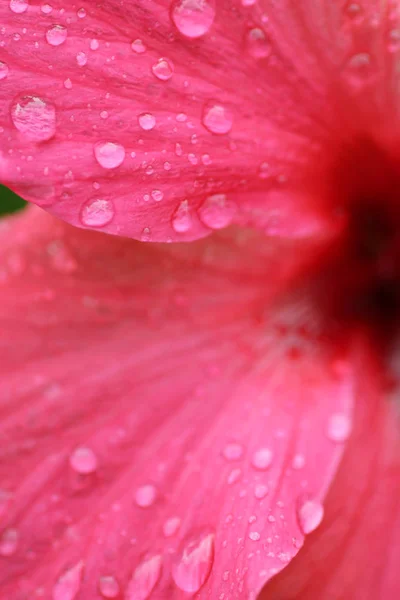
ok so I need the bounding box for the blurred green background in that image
[0,185,26,215]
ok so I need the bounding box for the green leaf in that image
[0,185,27,215]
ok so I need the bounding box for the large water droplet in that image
[0,62,9,80]
[11,95,56,142]
[53,562,84,600]
[198,194,236,229]
[126,555,162,600]
[98,575,120,598]
[9,0,28,13]
[327,413,352,442]
[69,447,98,474]
[135,484,157,508]
[245,28,272,58]
[172,531,215,593]
[171,0,215,39]
[152,58,174,81]
[46,25,68,46]
[297,500,324,535]
[202,102,233,134]
[80,199,115,228]
[94,142,126,169]
[251,447,273,470]
[0,528,19,556]
[172,200,192,233]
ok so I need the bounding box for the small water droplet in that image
[80,199,115,228]
[0,62,9,80]
[327,413,352,442]
[76,51,87,66]
[343,52,374,89]
[0,528,19,556]
[248,531,260,541]
[135,484,157,508]
[46,25,67,46]
[297,500,324,535]
[172,200,192,233]
[172,531,215,593]
[198,194,236,229]
[245,28,272,58]
[53,562,84,600]
[131,39,146,53]
[98,575,120,599]
[10,0,28,13]
[343,1,364,23]
[223,442,243,461]
[291,453,306,470]
[163,516,181,537]
[94,142,126,169]
[11,95,56,142]
[227,468,242,484]
[151,189,164,202]
[138,113,156,131]
[254,484,268,499]
[202,102,233,134]
[126,555,162,600]
[69,447,98,474]
[171,0,215,39]
[152,57,174,81]
[251,447,273,470]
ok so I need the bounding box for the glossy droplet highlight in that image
[297,500,324,535]
[0,528,19,556]
[172,532,215,593]
[126,555,162,600]
[80,199,115,228]
[53,562,84,600]
[163,516,181,537]
[202,102,233,135]
[10,0,28,13]
[172,200,192,233]
[11,95,56,142]
[135,484,157,508]
[46,25,68,46]
[98,575,120,599]
[327,413,352,442]
[251,447,273,470]
[70,446,98,474]
[138,113,156,131]
[0,62,9,80]
[171,0,215,39]
[199,194,236,229]
[94,142,126,169]
[132,39,146,53]
[152,58,174,81]
[245,28,272,58]
[223,442,243,461]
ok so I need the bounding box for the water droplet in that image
[343,1,364,23]
[0,528,19,556]
[138,113,156,131]
[126,555,162,600]
[327,413,352,442]
[388,28,400,52]
[46,25,67,46]
[80,199,115,228]
[98,575,120,599]
[69,447,98,474]
[94,142,125,169]
[172,531,215,593]
[245,28,272,58]
[135,484,157,508]
[11,95,56,142]
[41,4,53,15]
[0,62,9,80]
[171,0,215,39]
[76,51,87,66]
[251,447,273,470]
[254,484,268,499]
[53,562,84,600]
[90,39,99,50]
[241,0,256,5]
[223,442,243,461]
[131,39,146,53]
[198,194,236,229]
[163,516,181,537]
[202,102,233,135]
[141,227,152,242]
[151,189,164,202]
[343,52,374,89]
[297,500,324,535]
[291,453,306,470]
[248,531,260,541]
[172,200,192,233]
[152,58,174,81]
[227,468,242,484]
[10,0,28,13]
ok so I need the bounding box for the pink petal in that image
[0,0,380,241]
[0,207,354,598]
[260,347,400,600]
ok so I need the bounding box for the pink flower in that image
[1,1,400,599]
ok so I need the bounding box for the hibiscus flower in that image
[1,0,399,599]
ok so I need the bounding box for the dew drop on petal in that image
[46,25,67,46]
[76,51,87,66]
[131,39,146,53]
[9,0,28,13]
[297,500,324,535]
[171,0,215,39]
[327,413,352,442]
[249,531,260,541]
[0,528,19,556]
[53,562,84,600]
[343,1,364,23]
[126,555,163,600]
[163,516,181,537]
[152,58,174,81]
[0,62,9,80]
[11,95,56,142]
[151,189,164,202]
[245,27,272,58]
[172,200,192,233]
[94,142,125,169]
[138,113,156,131]
[198,194,236,229]
[172,531,215,593]
[69,447,98,474]
[251,447,273,470]
[222,442,243,461]
[202,102,233,135]
[80,199,115,228]
[254,484,269,499]
[135,484,157,508]
[98,575,120,599]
